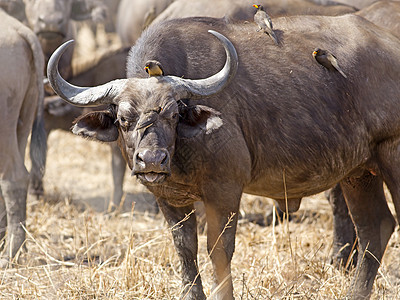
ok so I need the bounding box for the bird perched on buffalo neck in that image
[253,4,278,45]
[144,60,164,77]
[312,48,347,78]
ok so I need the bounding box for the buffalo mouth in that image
[136,172,168,185]
[37,31,65,40]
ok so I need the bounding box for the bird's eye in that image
[119,116,131,130]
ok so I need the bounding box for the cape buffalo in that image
[47,16,400,299]
[0,8,45,265]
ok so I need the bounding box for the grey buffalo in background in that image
[3,0,108,197]
[356,0,400,38]
[116,0,356,46]
[116,0,174,46]
[0,7,45,266]
[21,0,107,79]
[48,13,400,299]
[152,0,356,26]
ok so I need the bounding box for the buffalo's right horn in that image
[167,30,238,99]
[47,40,127,107]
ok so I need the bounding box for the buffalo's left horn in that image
[47,40,127,107]
[167,30,238,99]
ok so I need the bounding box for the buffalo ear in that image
[72,110,119,142]
[177,105,223,139]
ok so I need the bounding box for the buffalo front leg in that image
[0,178,29,266]
[327,184,357,268]
[203,185,241,300]
[340,172,395,299]
[157,199,205,300]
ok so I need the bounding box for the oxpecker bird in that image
[312,48,347,78]
[144,60,164,77]
[253,4,278,45]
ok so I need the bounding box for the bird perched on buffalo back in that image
[312,48,347,78]
[144,60,164,77]
[253,4,278,45]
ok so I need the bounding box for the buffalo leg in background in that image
[340,171,395,299]
[328,183,357,267]
[109,142,126,210]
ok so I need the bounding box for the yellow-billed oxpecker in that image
[253,4,278,45]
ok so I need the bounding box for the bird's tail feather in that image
[269,31,279,45]
[339,69,347,79]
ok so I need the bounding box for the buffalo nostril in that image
[136,152,144,163]
[160,152,168,166]
[135,149,169,168]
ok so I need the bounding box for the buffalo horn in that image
[47,30,238,107]
[47,40,127,107]
[168,30,238,99]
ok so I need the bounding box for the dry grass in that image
[2,130,398,299]
[2,193,400,299]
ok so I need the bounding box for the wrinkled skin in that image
[0,9,45,265]
[48,16,400,300]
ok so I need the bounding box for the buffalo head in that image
[47,30,238,185]
[22,0,106,49]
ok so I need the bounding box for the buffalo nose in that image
[38,12,65,27]
[136,149,169,168]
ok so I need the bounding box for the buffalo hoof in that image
[28,181,44,199]
[331,245,358,271]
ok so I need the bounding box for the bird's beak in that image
[253,4,258,8]
[144,66,149,70]
[312,51,317,56]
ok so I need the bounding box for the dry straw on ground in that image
[0,130,399,299]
